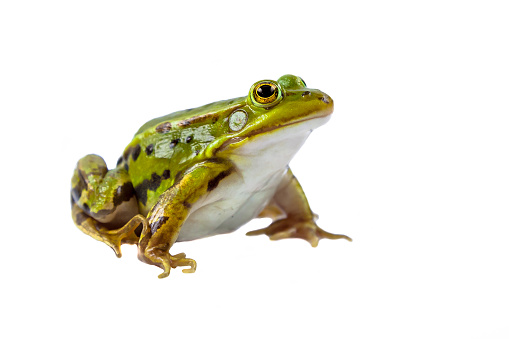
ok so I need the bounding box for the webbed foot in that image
[137,223,197,279]
[139,248,197,279]
[72,202,145,257]
[247,217,352,247]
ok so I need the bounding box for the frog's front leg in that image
[247,168,352,246]
[71,154,141,257]
[137,159,233,279]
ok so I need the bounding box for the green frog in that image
[71,74,351,278]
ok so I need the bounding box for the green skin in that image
[71,74,351,278]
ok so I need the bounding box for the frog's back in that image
[117,97,245,215]
[135,98,245,136]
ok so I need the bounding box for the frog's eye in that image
[254,83,278,104]
[250,80,283,108]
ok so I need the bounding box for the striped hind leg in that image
[71,154,142,256]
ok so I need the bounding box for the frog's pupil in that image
[257,85,275,98]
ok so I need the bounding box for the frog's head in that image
[244,74,333,131]
[209,74,333,157]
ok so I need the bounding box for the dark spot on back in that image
[170,138,180,148]
[124,164,129,172]
[155,122,172,134]
[116,156,123,166]
[145,144,154,155]
[132,144,141,161]
[162,169,171,179]
[186,135,193,143]
[212,116,219,123]
[134,170,170,205]
[183,201,192,209]
[207,169,232,192]
[82,203,90,212]
[151,216,169,234]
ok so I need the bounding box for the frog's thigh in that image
[138,160,233,278]
[247,168,352,246]
[257,201,285,219]
[71,154,140,256]
[256,168,312,220]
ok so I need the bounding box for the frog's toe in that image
[158,254,197,278]
[140,248,197,278]
[172,254,197,274]
[316,228,352,242]
[247,218,351,247]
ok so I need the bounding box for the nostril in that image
[320,95,330,104]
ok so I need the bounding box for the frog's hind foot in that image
[136,226,197,279]
[71,200,146,257]
[246,218,352,247]
[164,253,197,277]
[138,248,197,279]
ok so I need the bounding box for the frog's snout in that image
[300,90,333,106]
[320,93,332,105]
[317,92,334,116]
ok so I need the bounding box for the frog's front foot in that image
[247,217,352,247]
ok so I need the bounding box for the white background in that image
[1,1,508,338]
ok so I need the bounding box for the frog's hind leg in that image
[71,201,146,257]
[71,154,142,257]
[247,168,352,246]
[256,202,285,220]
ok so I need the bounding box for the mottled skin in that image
[71,75,351,278]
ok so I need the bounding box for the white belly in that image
[176,116,329,242]
[176,170,283,241]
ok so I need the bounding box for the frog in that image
[71,74,351,278]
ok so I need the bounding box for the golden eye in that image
[249,80,283,108]
[253,82,279,104]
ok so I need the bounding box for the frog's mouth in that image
[247,114,331,139]
[215,113,331,154]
